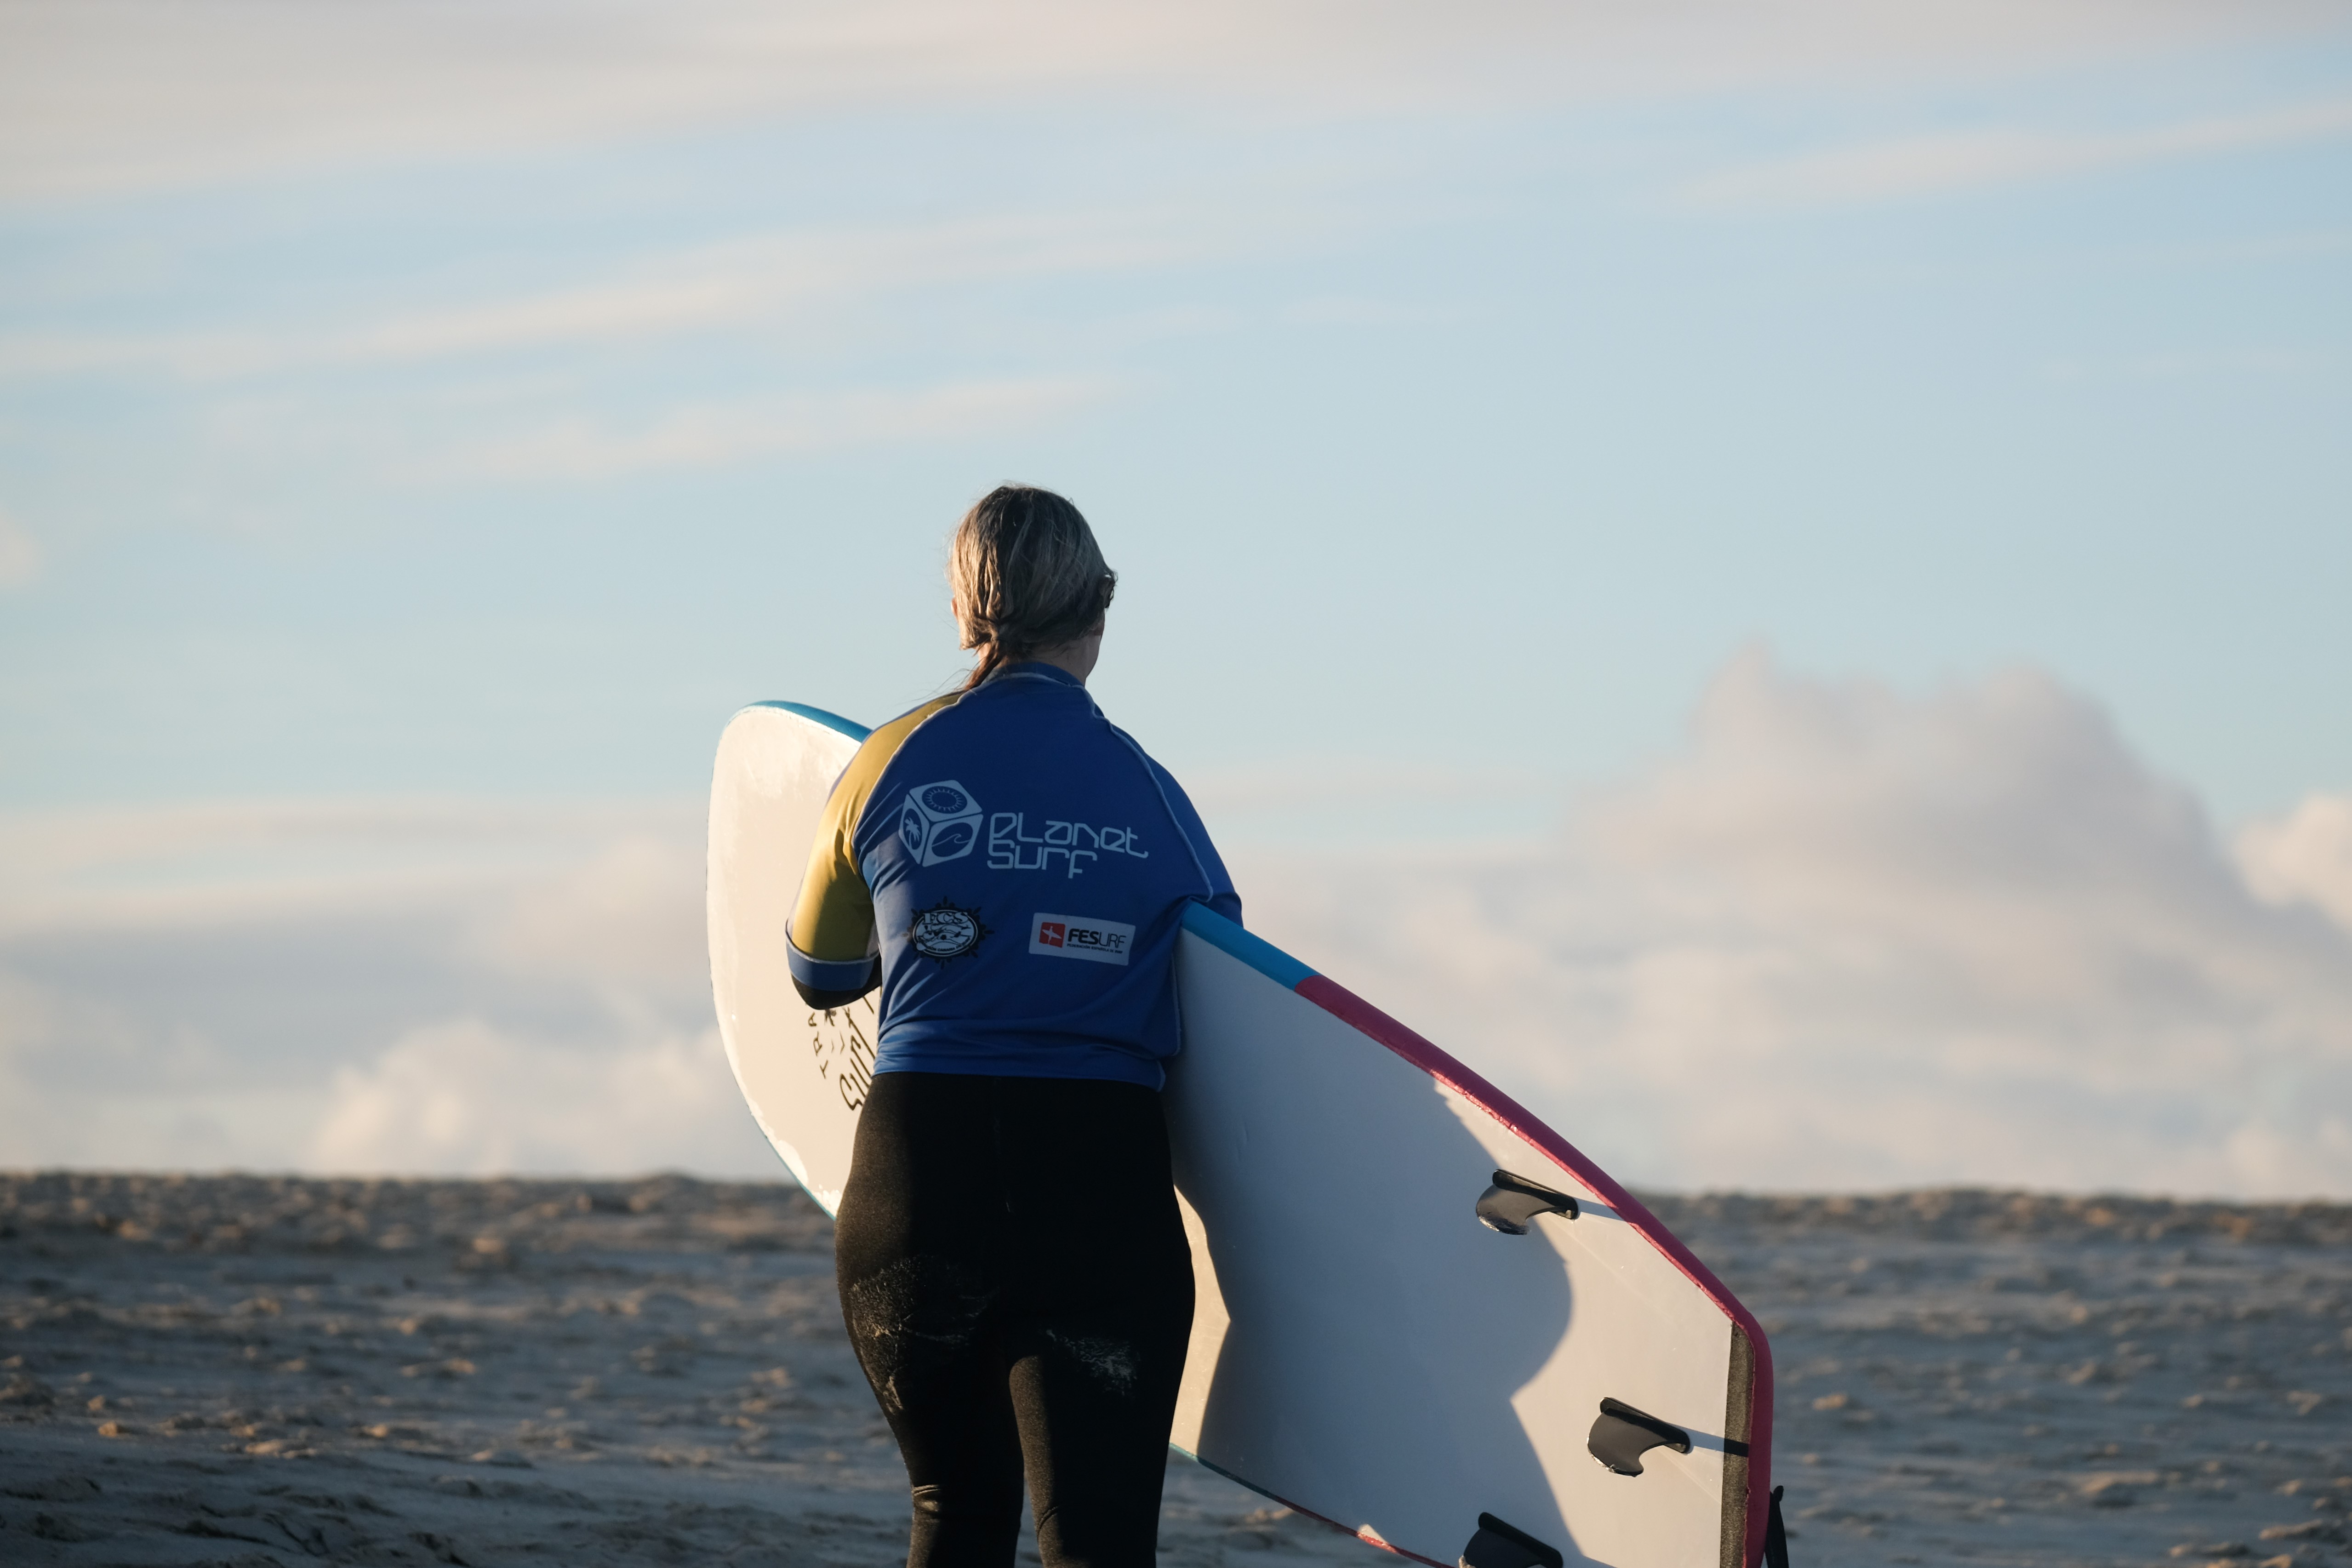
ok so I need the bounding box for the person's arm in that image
[785,694,962,1009]
[787,772,880,1008]
[1145,753,1243,927]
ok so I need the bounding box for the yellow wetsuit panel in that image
[788,693,960,969]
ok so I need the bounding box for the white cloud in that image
[1231,649,2352,1198]
[6,655,2350,1192]
[466,836,708,990]
[1684,97,2352,208]
[1187,758,1563,848]
[4,0,2342,200]
[0,796,697,935]
[307,1020,754,1176]
[2239,791,2352,935]
[0,207,1273,383]
[451,377,1119,479]
[0,796,774,1175]
[0,506,40,587]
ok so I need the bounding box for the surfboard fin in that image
[1765,1483,1793,1568]
[1475,1170,1578,1234]
[1586,1397,1692,1476]
[1457,1511,1563,1568]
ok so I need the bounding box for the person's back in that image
[792,663,1239,1087]
[786,485,1234,1568]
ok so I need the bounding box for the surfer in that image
[786,485,1242,1568]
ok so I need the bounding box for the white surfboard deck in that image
[709,701,1776,1568]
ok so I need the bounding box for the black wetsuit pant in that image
[834,1072,1195,1568]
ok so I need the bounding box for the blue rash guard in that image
[784,663,1241,1089]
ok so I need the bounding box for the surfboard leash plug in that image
[1475,1169,1579,1234]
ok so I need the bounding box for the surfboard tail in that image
[1180,903,1777,1568]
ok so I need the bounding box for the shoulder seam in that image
[876,691,962,732]
[1108,724,1216,898]
[839,693,961,872]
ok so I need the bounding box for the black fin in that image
[1458,1512,1563,1568]
[1587,1397,1691,1476]
[1476,1170,1578,1234]
[1764,1483,1791,1568]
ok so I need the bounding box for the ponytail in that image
[949,486,1116,690]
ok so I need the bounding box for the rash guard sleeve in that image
[1142,751,1243,928]
[787,695,959,1009]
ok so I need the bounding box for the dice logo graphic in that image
[899,780,983,866]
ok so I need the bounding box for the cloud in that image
[2239,791,2352,935]
[1185,758,1563,848]
[0,207,1274,383]
[450,378,1119,479]
[1684,97,2352,208]
[0,796,698,935]
[1228,649,2352,1198]
[5,0,2343,200]
[6,653,2350,1192]
[466,836,707,990]
[0,796,773,1174]
[0,506,40,587]
[307,1020,753,1176]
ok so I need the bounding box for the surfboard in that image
[708,700,1777,1568]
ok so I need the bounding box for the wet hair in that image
[948,485,1117,690]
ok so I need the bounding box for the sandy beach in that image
[2,1174,2346,1567]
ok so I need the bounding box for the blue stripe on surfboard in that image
[1181,902,1318,991]
[745,700,871,742]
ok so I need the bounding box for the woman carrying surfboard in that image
[786,485,1241,1568]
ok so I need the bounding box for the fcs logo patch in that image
[900,780,982,866]
[908,899,989,961]
[1028,912,1135,966]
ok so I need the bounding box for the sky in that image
[2,0,2349,1193]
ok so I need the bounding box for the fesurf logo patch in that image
[1028,913,1135,966]
[900,781,982,866]
[909,899,989,961]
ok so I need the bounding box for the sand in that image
[1,1175,2346,1567]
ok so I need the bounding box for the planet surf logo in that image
[1029,913,1136,966]
[987,813,1147,877]
[899,780,982,866]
